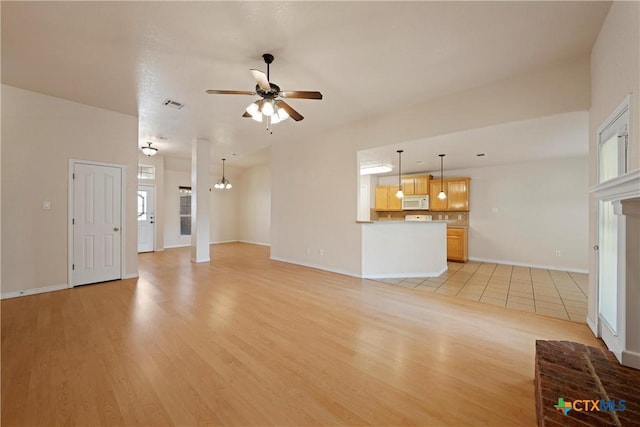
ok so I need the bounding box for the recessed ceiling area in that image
[358,112,589,176]
[1,2,610,170]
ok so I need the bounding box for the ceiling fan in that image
[206,53,322,126]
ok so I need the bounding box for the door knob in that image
[114,227,120,232]
[150,221,154,224]
[593,245,599,250]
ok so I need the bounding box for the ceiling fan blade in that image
[278,100,304,121]
[206,90,256,95]
[280,91,323,100]
[250,69,271,91]
[242,111,252,118]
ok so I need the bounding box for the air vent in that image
[163,99,184,109]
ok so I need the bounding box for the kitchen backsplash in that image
[370,209,469,226]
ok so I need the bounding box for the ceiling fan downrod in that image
[263,53,274,82]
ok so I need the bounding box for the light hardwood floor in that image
[2,243,601,426]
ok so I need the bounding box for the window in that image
[138,165,155,180]
[179,186,191,235]
[598,96,629,184]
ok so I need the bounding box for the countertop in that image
[359,220,467,228]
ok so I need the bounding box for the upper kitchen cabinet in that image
[429,177,471,211]
[402,174,431,196]
[375,185,402,211]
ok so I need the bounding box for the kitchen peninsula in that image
[358,173,471,278]
[361,220,447,278]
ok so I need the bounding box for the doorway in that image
[137,185,155,253]
[70,161,124,286]
[595,96,629,359]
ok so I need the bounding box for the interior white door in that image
[137,185,155,253]
[72,163,122,286]
[595,99,629,360]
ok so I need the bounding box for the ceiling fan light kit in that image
[206,53,322,133]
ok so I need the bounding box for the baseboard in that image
[1,283,68,300]
[163,244,190,249]
[210,240,239,245]
[122,273,139,279]
[622,350,640,369]
[586,316,598,336]
[363,266,447,279]
[164,241,265,250]
[468,256,589,274]
[269,256,360,279]
[239,240,271,247]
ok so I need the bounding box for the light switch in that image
[491,207,498,213]
[43,201,51,210]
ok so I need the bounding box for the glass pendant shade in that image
[246,102,259,115]
[262,100,274,116]
[141,142,158,156]
[277,106,289,121]
[437,190,447,200]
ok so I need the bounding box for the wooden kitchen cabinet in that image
[447,227,468,262]
[401,178,415,195]
[429,177,470,211]
[375,185,402,211]
[429,180,448,211]
[446,178,470,211]
[402,174,430,196]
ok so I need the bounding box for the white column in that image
[191,139,211,263]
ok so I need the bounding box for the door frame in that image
[68,159,127,288]
[591,95,632,361]
[137,183,157,252]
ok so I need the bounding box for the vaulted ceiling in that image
[1,1,611,169]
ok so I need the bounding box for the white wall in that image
[138,153,165,251]
[1,85,139,294]
[588,1,640,328]
[163,167,239,249]
[271,57,591,277]
[453,157,588,271]
[377,157,589,271]
[236,163,271,246]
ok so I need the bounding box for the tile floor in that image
[376,262,588,322]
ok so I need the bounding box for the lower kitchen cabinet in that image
[447,227,468,262]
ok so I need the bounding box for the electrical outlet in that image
[458,215,462,220]
[445,215,449,220]
[319,249,324,256]
[555,250,561,257]
[43,201,51,210]
[438,215,443,219]
[306,248,311,255]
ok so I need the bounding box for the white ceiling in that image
[1,1,610,170]
[359,111,589,176]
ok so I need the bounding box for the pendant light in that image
[437,154,447,200]
[141,141,158,157]
[214,158,232,189]
[396,150,404,198]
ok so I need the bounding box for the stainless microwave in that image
[402,195,429,210]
